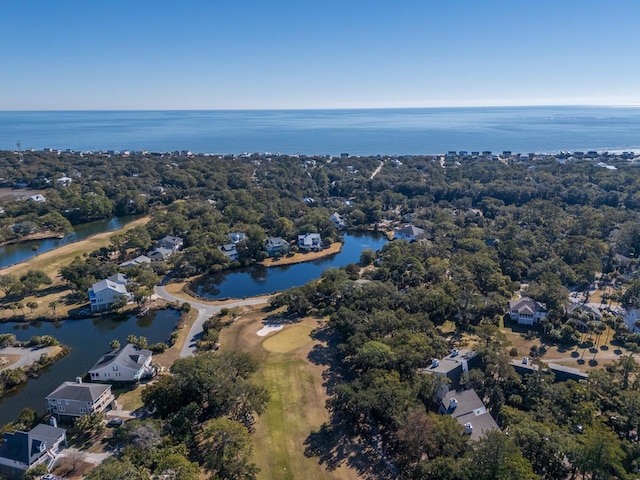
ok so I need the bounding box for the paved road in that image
[153,286,269,357]
[0,346,56,371]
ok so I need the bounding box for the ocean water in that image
[1,106,639,156]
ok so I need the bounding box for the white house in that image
[265,237,290,257]
[228,232,246,244]
[0,424,67,478]
[298,233,323,251]
[394,224,425,242]
[88,278,134,312]
[509,297,547,326]
[46,379,115,419]
[89,343,154,382]
[56,176,72,186]
[29,194,46,203]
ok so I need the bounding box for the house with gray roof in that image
[439,389,499,442]
[265,237,290,257]
[0,424,66,478]
[508,296,547,326]
[88,278,134,312]
[88,343,154,383]
[298,233,323,251]
[46,379,115,421]
[219,243,239,261]
[394,224,425,242]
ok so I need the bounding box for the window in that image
[113,366,118,371]
[64,400,70,405]
[58,406,65,412]
[79,407,86,414]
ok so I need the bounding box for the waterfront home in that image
[219,243,239,261]
[439,389,499,441]
[88,277,134,312]
[330,212,347,229]
[298,233,323,251]
[46,379,115,421]
[89,343,154,383]
[394,224,425,242]
[508,296,547,326]
[265,237,290,257]
[0,424,67,478]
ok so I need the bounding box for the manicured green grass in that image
[261,325,314,354]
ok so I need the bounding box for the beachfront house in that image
[0,424,67,478]
[394,224,425,242]
[265,237,290,257]
[89,343,155,383]
[508,296,547,326]
[46,379,115,421]
[88,275,134,312]
[298,233,323,251]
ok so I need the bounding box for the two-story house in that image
[298,233,323,251]
[46,379,115,421]
[509,296,547,326]
[0,424,67,478]
[394,224,425,242]
[265,237,290,257]
[88,274,134,312]
[88,343,154,383]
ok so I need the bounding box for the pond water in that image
[0,215,143,269]
[193,232,388,299]
[0,309,180,426]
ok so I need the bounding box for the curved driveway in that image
[153,286,269,357]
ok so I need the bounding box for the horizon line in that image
[1,103,640,113]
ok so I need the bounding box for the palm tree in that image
[16,302,25,316]
[26,301,38,315]
[48,300,58,316]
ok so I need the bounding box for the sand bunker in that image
[257,323,284,337]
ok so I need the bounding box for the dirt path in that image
[369,161,384,180]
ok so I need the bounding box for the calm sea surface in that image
[1,107,640,155]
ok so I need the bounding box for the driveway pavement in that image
[153,286,268,357]
[0,345,56,371]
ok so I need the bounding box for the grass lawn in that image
[220,312,360,480]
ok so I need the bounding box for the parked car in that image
[107,417,124,427]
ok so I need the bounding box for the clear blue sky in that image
[2,0,639,110]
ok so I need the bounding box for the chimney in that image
[75,376,83,384]
[449,397,458,409]
[522,357,529,365]
[431,358,440,368]
[451,348,459,357]
[49,417,57,428]
[464,422,473,435]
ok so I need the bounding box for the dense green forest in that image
[4,150,640,478]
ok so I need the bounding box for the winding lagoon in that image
[0,309,180,426]
[0,231,387,426]
[193,232,388,299]
[0,215,143,269]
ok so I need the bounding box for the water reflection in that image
[194,233,387,299]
